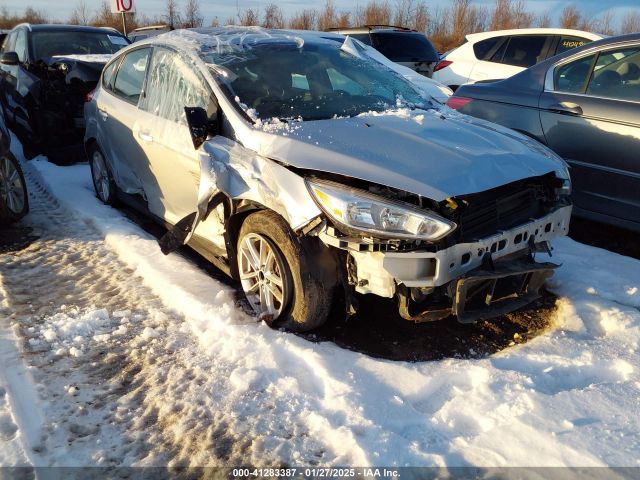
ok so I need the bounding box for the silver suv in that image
[84,27,572,331]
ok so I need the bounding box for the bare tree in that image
[621,11,640,34]
[317,0,338,31]
[592,11,614,35]
[224,16,236,26]
[238,8,260,26]
[164,0,182,29]
[69,0,91,25]
[559,5,581,29]
[337,11,351,28]
[490,0,532,31]
[413,2,429,32]
[288,9,317,30]
[535,11,551,28]
[210,16,220,27]
[23,6,47,24]
[263,3,284,29]
[93,0,121,29]
[183,0,204,28]
[354,0,392,26]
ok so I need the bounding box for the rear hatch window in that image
[371,31,439,63]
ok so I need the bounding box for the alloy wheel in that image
[91,150,111,203]
[0,156,26,215]
[238,233,290,319]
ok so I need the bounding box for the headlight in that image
[306,179,456,241]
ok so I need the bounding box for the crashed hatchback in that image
[85,27,572,331]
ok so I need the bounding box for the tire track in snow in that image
[0,164,255,466]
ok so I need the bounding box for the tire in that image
[0,152,29,225]
[88,144,117,205]
[236,210,335,332]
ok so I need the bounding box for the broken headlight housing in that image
[306,179,456,241]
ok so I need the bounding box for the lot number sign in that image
[111,0,135,13]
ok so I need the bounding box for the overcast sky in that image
[2,0,639,27]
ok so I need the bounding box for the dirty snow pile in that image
[0,141,639,467]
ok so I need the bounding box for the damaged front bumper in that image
[319,205,571,322]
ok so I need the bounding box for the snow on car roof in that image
[145,26,344,65]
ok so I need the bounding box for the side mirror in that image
[0,52,19,66]
[184,106,218,150]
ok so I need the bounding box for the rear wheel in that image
[88,144,117,205]
[0,153,28,224]
[236,210,334,332]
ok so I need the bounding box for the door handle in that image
[97,108,109,120]
[547,102,583,116]
[138,131,153,142]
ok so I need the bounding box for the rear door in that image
[97,47,155,203]
[539,44,640,226]
[470,35,553,82]
[137,46,218,224]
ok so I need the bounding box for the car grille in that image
[453,175,554,243]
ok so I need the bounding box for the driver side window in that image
[143,47,216,124]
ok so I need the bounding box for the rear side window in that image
[112,48,150,104]
[553,54,596,93]
[473,37,502,61]
[555,36,590,56]
[371,32,439,62]
[500,35,548,68]
[143,47,216,124]
[102,60,118,90]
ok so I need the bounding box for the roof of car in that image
[143,26,345,51]
[331,25,416,34]
[15,23,124,35]
[466,28,604,42]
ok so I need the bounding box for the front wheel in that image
[0,153,29,224]
[236,210,335,332]
[88,144,117,205]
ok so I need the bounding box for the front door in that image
[539,45,640,227]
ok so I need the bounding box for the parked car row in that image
[1,21,632,333]
[434,28,604,89]
[448,34,640,232]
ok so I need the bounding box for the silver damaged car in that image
[84,27,572,331]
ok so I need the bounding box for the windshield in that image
[371,32,438,63]
[207,41,431,122]
[32,31,129,60]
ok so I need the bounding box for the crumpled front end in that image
[310,171,572,323]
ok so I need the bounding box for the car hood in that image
[252,108,564,201]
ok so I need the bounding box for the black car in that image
[0,115,28,224]
[0,24,130,162]
[448,34,640,232]
[332,25,440,77]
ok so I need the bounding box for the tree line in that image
[1,0,639,52]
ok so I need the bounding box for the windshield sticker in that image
[108,35,129,46]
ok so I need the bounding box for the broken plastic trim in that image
[398,257,558,324]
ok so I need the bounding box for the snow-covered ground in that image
[0,134,639,468]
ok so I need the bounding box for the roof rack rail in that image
[329,24,415,32]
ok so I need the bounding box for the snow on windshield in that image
[161,28,430,124]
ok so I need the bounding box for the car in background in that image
[128,25,170,43]
[434,28,604,90]
[318,32,452,103]
[331,25,440,77]
[0,116,28,224]
[85,27,571,332]
[448,33,640,232]
[0,24,130,162]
